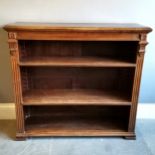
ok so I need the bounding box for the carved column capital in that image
[139,34,148,55]
[8,32,17,39]
[8,32,18,56]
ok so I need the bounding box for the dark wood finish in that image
[15,32,141,41]
[128,34,149,132]
[23,106,130,137]
[22,89,131,105]
[4,22,151,32]
[19,57,136,67]
[8,32,25,138]
[16,137,26,141]
[25,117,128,136]
[124,135,136,140]
[20,67,135,105]
[4,23,152,140]
[4,23,151,41]
[18,40,137,67]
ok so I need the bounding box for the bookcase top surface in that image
[4,22,152,33]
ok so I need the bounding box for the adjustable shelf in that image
[22,89,131,106]
[4,22,152,140]
[19,57,136,67]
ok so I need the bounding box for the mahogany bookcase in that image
[4,23,152,140]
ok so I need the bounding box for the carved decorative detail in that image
[129,53,144,131]
[139,34,148,54]
[8,32,18,56]
[8,39,18,55]
[8,32,17,39]
[128,35,147,131]
[8,32,24,134]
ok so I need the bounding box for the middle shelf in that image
[19,57,136,67]
[20,67,135,106]
[22,89,131,105]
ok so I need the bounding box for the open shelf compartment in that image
[21,67,135,105]
[24,105,130,136]
[18,40,138,67]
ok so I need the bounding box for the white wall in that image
[0,0,154,102]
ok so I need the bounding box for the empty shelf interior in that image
[19,40,138,65]
[21,67,134,105]
[24,105,130,135]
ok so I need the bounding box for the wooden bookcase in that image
[4,23,152,140]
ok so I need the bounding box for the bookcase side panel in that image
[128,33,148,132]
[8,32,25,136]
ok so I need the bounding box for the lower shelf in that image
[24,105,130,137]
[25,115,128,136]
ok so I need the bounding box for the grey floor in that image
[0,119,155,155]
